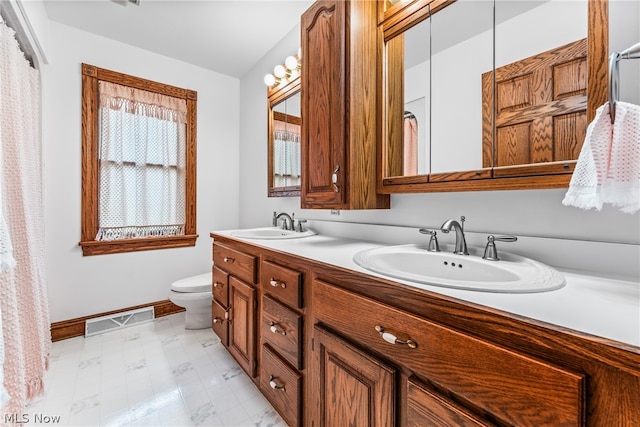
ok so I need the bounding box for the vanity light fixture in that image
[264,49,301,88]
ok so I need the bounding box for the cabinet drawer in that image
[313,279,585,427]
[211,300,228,346]
[262,295,303,369]
[213,242,257,284]
[407,377,494,427]
[212,266,229,307]
[261,260,302,309]
[260,345,301,427]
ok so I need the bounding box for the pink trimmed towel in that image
[563,101,640,214]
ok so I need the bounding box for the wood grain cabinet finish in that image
[261,260,302,309]
[311,324,396,427]
[301,0,390,210]
[259,258,306,424]
[228,276,257,378]
[209,233,640,427]
[260,345,302,427]
[212,243,258,378]
[406,377,495,427]
[212,265,229,306]
[313,279,585,427]
[261,295,303,370]
[212,242,257,285]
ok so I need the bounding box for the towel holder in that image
[608,41,640,123]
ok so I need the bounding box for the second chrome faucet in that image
[420,216,468,255]
[440,216,469,255]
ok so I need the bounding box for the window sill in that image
[79,234,198,256]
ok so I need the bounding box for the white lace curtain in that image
[0,15,50,415]
[97,81,187,241]
[273,119,301,188]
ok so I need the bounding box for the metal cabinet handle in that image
[212,317,223,324]
[375,325,417,349]
[269,375,286,391]
[223,257,234,263]
[332,165,340,193]
[270,278,286,289]
[269,322,287,336]
[213,282,224,288]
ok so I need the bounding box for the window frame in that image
[79,63,198,256]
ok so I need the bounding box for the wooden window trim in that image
[79,64,198,256]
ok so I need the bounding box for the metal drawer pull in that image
[213,282,224,288]
[269,278,286,289]
[269,322,287,336]
[212,317,223,324]
[375,325,417,349]
[223,257,234,263]
[269,375,286,391]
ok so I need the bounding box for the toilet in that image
[168,273,212,329]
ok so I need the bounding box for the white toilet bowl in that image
[168,273,212,329]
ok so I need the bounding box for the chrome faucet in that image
[274,212,294,230]
[440,216,469,255]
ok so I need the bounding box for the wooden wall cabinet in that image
[301,0,390,210]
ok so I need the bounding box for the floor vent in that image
[85,306,155,337]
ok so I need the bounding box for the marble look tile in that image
[28,313,288,426]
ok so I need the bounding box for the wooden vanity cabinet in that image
[311,279,586,427]
[259,258,306,427]
[211,242,258,378]
[210,234,640,427]
[300,0,390,210]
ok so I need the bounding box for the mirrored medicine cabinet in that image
[379,0,608,193]
[267,76,301,197]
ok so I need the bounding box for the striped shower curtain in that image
[0,15,51,417]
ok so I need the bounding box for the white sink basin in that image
[353,244,565,293]
[230,227,316,240]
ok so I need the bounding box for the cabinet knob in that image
[213,282,224,288]
[375,325,417,349]
[223,257,234,263]
[332,165,340,193]
[212,317,223,324]
[269,375,286,391]
[269,322,287,336]
[269,278,286,289]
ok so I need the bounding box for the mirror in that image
[381,0,607,191]
[268,76,301,197]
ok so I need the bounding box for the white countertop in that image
[213,230,640,349]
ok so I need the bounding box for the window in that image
[79,64,197,256]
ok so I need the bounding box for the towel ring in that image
[608,42,640,124]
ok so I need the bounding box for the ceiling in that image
[43,0,314,78]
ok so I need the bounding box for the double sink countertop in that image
[212,229,640,350]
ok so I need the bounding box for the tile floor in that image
[25,313,287,426]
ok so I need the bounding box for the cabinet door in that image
[311,325,396,427]
[407,378,495,427]
[228,276,257,378]
[301,0,347,207]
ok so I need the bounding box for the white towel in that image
[563,101,640,214]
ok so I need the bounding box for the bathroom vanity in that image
[210,230,640,427]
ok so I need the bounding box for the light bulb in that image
[273,65,287,78]
[264,73,277,87]
[285,55,300,71]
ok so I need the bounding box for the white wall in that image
[238,3,640,246]
[43,21,240,322]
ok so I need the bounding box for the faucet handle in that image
[419,228,440,252]
[295,219,308,233]
[483,235,517,261]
